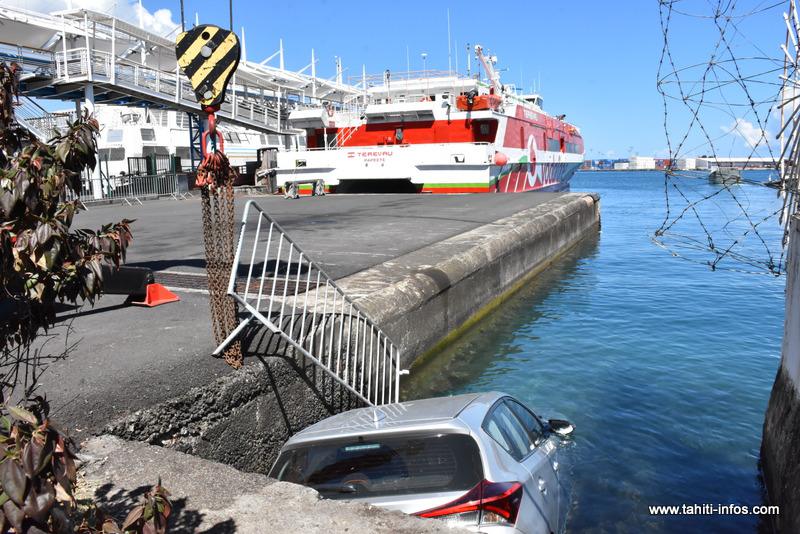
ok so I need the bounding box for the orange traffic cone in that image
[131,283,180,307]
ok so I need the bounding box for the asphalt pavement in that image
[40,192,563,435]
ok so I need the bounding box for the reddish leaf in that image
[21,439,43,476]
[2,499,24,533]
[22,479,55,523]
[121,504,144,530]
[0,460,27,506]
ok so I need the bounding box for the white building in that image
[628,156,656,170]
[695,157,776,170]
[676,158,697,170]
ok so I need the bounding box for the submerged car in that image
[269,392,574,533]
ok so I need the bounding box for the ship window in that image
[269,134,280,145]
[99,147,125,161]
[260,134,267,144]
[107,129,123,143]
[175,147,191,160]
[480,123,490,135]
[547,138,561,152]
[140,128,156,141]
[142,146,169,156]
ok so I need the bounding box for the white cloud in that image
[5,0,180,36]
[721,118,772,149]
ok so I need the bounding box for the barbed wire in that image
[656,0,792,275]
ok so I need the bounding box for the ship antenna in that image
[455,40,459,75]
[447,8,452,74]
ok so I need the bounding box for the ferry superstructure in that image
[276,45,584,194]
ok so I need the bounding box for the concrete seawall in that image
[762,214,800,533]
[344,192,601,367]
[105,192,601,473]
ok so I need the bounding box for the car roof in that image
[283,392,506,448]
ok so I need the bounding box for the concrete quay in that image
[78,435,468,534]
[40,191,599,530]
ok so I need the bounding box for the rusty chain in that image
[198,149,242,368]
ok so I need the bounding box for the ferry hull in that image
[275,144,581,195]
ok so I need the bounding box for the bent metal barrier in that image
[213,200,403,406]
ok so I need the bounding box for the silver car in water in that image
[269,392,574,533]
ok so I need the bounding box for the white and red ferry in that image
[276,45,584,194]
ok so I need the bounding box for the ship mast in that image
[474,44,501,94]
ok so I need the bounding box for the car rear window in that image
[270,433,483,499]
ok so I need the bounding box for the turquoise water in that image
[403,171,785,533]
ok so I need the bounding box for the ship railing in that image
[296,141,492,152]
[214,200,404,407]
[64,172,192,206]
[351,69,461,86]
[332,125,359,147]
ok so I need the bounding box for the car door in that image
[483,400,558,534]
[505,399,562,533]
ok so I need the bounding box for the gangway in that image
[0,5,362,135]
[214,201,404,406]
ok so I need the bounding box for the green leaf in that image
[6,405,37,426]
[54,141,69,163]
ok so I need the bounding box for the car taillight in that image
[415,479,523,526]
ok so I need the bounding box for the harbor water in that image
[403,170,785,533]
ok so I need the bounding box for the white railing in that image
[0,43,55,77]
[13,97,71,140]
[51,48,285,132]
[333,125,359,147]
[214,200,404,406]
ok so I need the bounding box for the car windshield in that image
[270,432,483,499]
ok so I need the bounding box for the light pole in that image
[421,52,428,96]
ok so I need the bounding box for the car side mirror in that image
[547,418,574,437]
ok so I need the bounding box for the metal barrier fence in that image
[66,172,192,206]
[213,200,404,406]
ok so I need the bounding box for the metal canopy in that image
[0,5,362,133]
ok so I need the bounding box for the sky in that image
[10,0,791,159]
